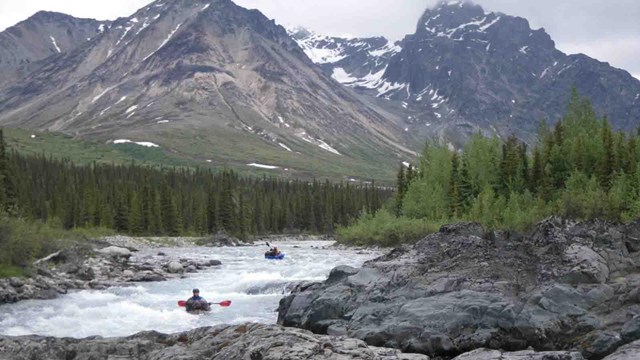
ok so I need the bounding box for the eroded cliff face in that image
[278,217,640,359]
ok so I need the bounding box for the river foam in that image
[0,240,378,338]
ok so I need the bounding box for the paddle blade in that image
[218,300,232,307]
[178,300,187,307]
[265,242,270,247]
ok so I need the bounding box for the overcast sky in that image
[0,0,638,79]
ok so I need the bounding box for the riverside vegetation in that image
[338,90,640,246]
[0,129,390,277]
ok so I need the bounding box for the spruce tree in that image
[396,165,406,216]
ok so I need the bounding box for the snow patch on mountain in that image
[248,163,279,169]
[331,68,357,84]
[92,86,116,103]
[113,139,159,147]
[279,143,293,152]
[297,131,341,155]
[50,36,61,53]
[143,23,182,61]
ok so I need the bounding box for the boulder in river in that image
[97,246,132,259]
[278,217,640,359]
[166,261,184,274]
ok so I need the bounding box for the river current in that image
[0,240,378,338]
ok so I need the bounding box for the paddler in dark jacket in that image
[186,289,211,312]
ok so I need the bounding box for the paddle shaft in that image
[178,300,231,307]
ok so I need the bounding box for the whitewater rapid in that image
[0,240,379,338]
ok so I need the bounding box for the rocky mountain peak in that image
[0,0,414,181]
[295,0,639,147]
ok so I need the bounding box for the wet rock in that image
[75,266,95,281]
[438,222,485,237]
[452,349,585,359]
[166,261,184,274]
[602,339,640,360]
[130,271,166,282]
[581,331,622,359]
[198,232,243,247]
[97,246,131,259]
[0,324,429,360]
[620,316,640,343]
[327,265,359,284]
[563,244,609,284]
[8,277,24,288]
[278,218,640,359]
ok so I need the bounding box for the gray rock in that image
[452,348,585,359]
[438,222,485,237]
[8,277,24,288]
[278,218,640,358]
[166,261,184,274]
[621,316,640,343]
[328,265,360,284]
[130,271,166,282]
[562,244,610,284]
[0,324,430,360]
[97,246,131,259]
[581,331,622,359]
[602,339,640,360]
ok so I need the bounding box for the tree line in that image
[0,129,391,238]
[340,90,640,246]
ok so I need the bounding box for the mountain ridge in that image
[0,0,638,180]
[0,0,415,182]
[291,0,640,145]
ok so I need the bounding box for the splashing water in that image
[0,240,378,338]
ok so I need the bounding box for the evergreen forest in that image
[0,131,390,273]
[338,90,640,246]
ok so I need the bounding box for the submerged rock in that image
[278,218,640,359]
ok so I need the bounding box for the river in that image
[0,240,379,338]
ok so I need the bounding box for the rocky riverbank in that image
[0,235,234,305]
[0,322,603,360]
[278,217,640,359]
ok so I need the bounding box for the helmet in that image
[193,288,200,293]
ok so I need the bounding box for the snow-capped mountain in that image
[296,0,640,144]
[0,0,638,179]
[0,0,414,181]
[288,27,401,95]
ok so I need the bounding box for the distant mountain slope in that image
[0,11,109,83]
[292,0,640,144]
[0,0,415,182]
